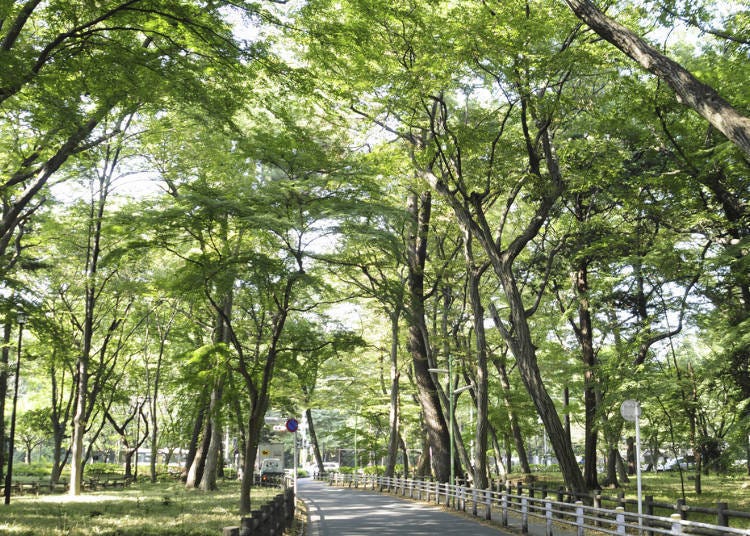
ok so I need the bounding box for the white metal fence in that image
[325,474,749,536]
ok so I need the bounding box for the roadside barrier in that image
[222,486,295,536]
[326,473,749,536]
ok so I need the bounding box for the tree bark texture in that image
[490,338,531,476]
[305,407,325,475]
[406,191,451,483]
[463,227,490,489]
[199,380,224,491]
[573,262,600,490]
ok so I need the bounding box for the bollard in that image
[616,506,626,536]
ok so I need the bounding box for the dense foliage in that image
[1,0,748,514]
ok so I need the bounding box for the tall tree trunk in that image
[423,126,586,493]
[489,425,507,481]
[564,0,750,158]
[240,393,268,513]
[186,419,211,488]
[0,320,10,483]
[399,434,409,477]
[385,310,401,478]
[305,407,324,475]
[182,393,208,481]
[490,348,532,475]
[405,191,451,483]
[149,308,174,483]
[199,380,224,491]
[463,225,490,489]
[573,261,600,490]
[414,415,432,478]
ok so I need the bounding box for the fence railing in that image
[326,474,749,536]
[514,481,750,528]
[222,486,295,536]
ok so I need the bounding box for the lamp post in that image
[4,311,26,505]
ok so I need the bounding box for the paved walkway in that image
[297,478,508,535]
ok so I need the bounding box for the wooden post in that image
[645,495,654,536]
[676,498,687,520]
[485,489,492,521]
[717,502,728,526]
[522,496,529,534]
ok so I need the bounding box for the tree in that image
[16,408,52,464]
[563,0,750,157]
[0,0,258,279]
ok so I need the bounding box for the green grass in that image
[522,469,750,528]
[0,480,280,535]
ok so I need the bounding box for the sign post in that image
[286,418,299,495]
[621,400,643,534]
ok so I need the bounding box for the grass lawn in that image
[527,469,750,528]
[0,479,281,535]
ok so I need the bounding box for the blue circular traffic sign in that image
[285,418,298,432]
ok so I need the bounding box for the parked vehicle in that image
[260,458,285,484]
[659,456,689,471]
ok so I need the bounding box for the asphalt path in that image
[298,478,506,535]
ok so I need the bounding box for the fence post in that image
[616,506,626,536]
[645,495,654,536]
[522,496,529,534]
[502,488,509,527]
[545,496,553,536]
[676,498,687,520]
[717,501,728,527]
[472,486,478,516]
[485,489,492,521]
[575,500,584,536]
[670,513,683,535]
[239,514,256,536]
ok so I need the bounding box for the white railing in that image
[325,474,749,536]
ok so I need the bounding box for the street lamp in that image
[4,311,26,505]
[429,359,473,490]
